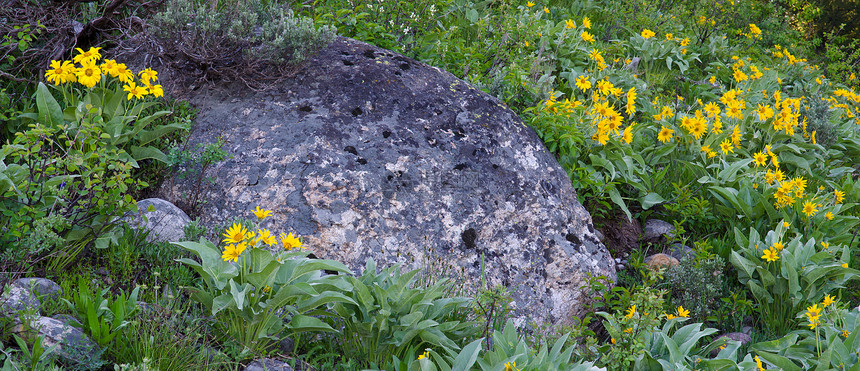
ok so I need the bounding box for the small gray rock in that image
[244,358,294,371]
[1,278,62,315]
[644,219,675,243]
[666,243,696,261]
[13,278,62,302]
[12,316,102,367]
[279,336,295,354]
[594,229,604,242]
[710,332,752,357]
[125,198,192,243]
[1,284,40,315]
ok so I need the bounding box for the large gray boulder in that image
[165,37,615,326]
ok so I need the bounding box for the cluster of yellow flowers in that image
[697,15,716,27]
[760,240,784,262]
[44,47,164,100]
[805,294,836,330]
[830,88,860,121]
[588,48,608,71]
[762,157,845,215]
[544,92,583,116]
[640,29,656,39]
[664,305,689,320]
[742,23,762,39]
[769,44,805,65]
[220,206,304,262]
[731,58,764,82]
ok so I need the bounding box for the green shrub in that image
[730,224,860,336]
[0,48,179,271]
[152,0,336,86]
[176,208,354,357]
[406,320,603,371]
[664,255,725,322]
[165,138,231,215]
[331,258,479,368]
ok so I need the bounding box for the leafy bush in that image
[751,298,860,370]
[165,138,231,215]
[730,224,859,336]
[176,207,354,356]
[406,320,603,371]
[664,255,725,322]
[62,277,139,352]
[331,259,478,368]
[151,0,336,86]
[0,48,177,273]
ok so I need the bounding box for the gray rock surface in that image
[245,358,294,371]
[1,278,62,315]
[643,219,675,243]
[666,243,696,261]
[12,316,101,367]
[125,198,192,243]
[0,284,39,315]
[710,332,752,357]
[165,37,615,326]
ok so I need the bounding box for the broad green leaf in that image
[35,82,64,126]
[287,314,337,333]
[639,192,666,210]
[756,351,801,371]
[211,294,234,316]
[450,338,482,371]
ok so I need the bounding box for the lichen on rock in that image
[164,37,616,327]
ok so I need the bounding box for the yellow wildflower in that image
[720,138,733,154]
[223,223,248,244]
[76,60,101,88]
[45,60,77,85]
[279,232,304,250]
[73,46,102,64]
[222,243,244,262]
[580,30,595,43]
[772,241,784,251]
[575,75,591,91]
[802,199,818,217]
[834,189,845,204]
[657,126,674,143]
[123,81,148,100]
[761,248,779,262]
[256,229,276,246]
[252,206,273,220]
[753,152,768,166]
[641,29,656,39]
[626,304,636,318]
[823,294,835,307]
